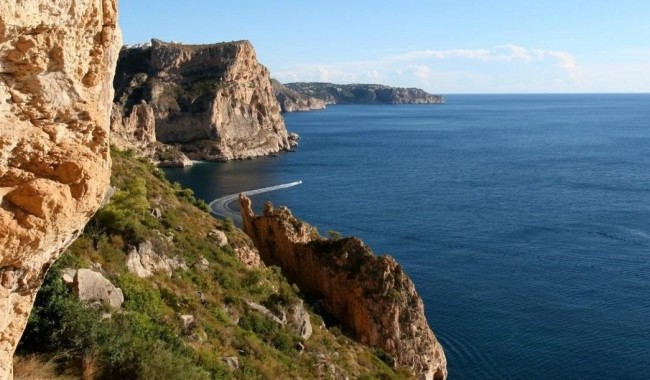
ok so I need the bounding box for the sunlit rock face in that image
[240,195,447,380]
[112,39,291,161]
[0,1,121,378]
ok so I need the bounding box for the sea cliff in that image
[240,195,447,380]
[112,39,292,162]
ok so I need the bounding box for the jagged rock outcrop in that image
[240,195,446,380]
[286,299,312,340]
[126,240,187,278]
[245,299,313,340]
[110,102,156,149]
[154,144,193,167]
[112,39,292,161]
[272,79,326,112]
[285,82,445,105]
[0,1,120,379]
[234,246,262,268]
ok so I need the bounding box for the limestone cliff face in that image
[113,39,291,161]
[110,102,156,150]
[240,195,447,380]
[272,79,326,112]
[0,1,121,379]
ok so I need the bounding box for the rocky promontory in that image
[240,195,447,380]
[272,79,326,112]
[112,39,292,162]
[0,1,121,378]
[283,82,444,105]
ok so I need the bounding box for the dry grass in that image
[13,355,77,380]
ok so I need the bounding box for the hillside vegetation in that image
[15,148,411,379]
[284,82,444,105]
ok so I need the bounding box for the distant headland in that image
[273,81,444,112]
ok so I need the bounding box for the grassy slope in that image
[15,148,411,380]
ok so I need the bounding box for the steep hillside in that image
[14,149,413,379]
[112,40,292,162]
[284,82,445,105]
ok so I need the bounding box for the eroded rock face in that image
[110,102,156,150]
[126,240,187,278]
[240,195,447,380]
[113,39,291,161]
[0,1,121,378]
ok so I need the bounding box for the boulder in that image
[180,314,195,329]
[193,257,210,272]
[223,357,239,370]
[72,269,124,309]
[287,300,313,340]
[208,229,228,247]
[61,268,77,286]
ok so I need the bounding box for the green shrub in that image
[18,267,104,356]
[238,311,277,338]
[95,177,152,243]
[327,230,343,240]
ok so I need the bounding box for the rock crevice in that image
[239,195,447,380]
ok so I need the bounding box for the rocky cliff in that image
[272,79,326,112]
[0,1,121,378]
[285,82,445,105]
[240,195,447,380]
[112,39,292,161]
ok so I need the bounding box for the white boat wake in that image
[209,180,302,223]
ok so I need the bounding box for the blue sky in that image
[118,1,650,93]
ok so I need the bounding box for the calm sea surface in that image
[165,94,650,379]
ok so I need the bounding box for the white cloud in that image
[317,66,330,82]
[391,44,578,76]
[577,61,650,92]
[364,69,382,82]
[269,44,650,93]
[408,65,432,81]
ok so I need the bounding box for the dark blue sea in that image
[164,94,650,379]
